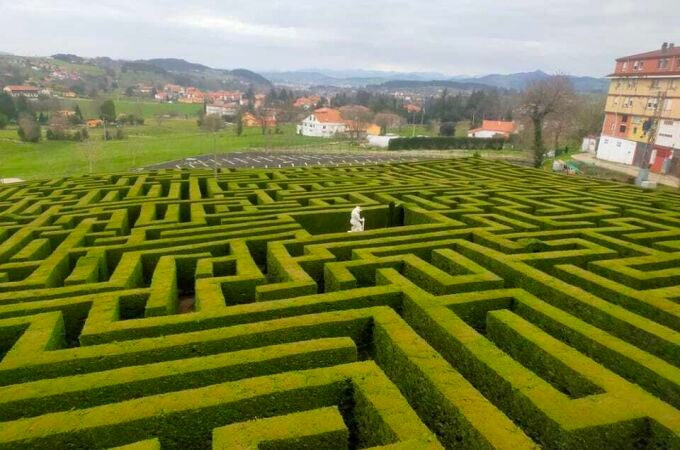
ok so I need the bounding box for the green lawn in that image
[389,121,471,138]
[0,121,333,180]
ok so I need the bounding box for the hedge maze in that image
[0,158,678,449]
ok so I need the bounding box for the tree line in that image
[0,93,137,143]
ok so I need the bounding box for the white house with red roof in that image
[297,108,347,137]
[209,91,242,103]
[3,85,41,98]
[467,120,517,139]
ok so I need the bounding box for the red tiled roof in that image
[475,120,516,134]
[607,70,680,78]
[294,97,318,107]
[617,46,680,61]
[312,108,344,124]
[3,85,40,91]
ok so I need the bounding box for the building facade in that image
[597,43,680,174]
[2,85,41,98]
[206,103,238,118]
[297,108,347,137]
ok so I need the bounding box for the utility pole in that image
[637,91,666,184]
[411,110,416,137]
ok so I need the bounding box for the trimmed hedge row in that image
[388,137,507,150]
[2,159,680,449]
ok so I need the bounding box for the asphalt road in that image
[141,151,439,170]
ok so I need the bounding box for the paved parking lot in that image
[141,151,439,170]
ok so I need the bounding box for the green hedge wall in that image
[388,137,507,151]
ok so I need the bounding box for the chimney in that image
[662,42,668,52]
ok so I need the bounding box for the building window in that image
[664,99,673,111]
[610,123,616,132]
[622,61,628,71]
[658,58,670,69]
[619,124,627,133]
[621,115,628,123]
[647,98,659,110]
[670,80,677,90]
[664,120,674,126]
[651,79,661,89]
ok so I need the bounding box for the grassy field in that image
[0,100,484,181]
[389,121,471,137]
[0,121,333,180]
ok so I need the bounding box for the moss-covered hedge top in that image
[0,158,679,449]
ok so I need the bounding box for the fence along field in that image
[0,158,678,449]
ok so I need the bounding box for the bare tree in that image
[340,105,374,141]
[17,113,41,142]
[47,114,69,140]
[374,113,404,135]
[521,75,576,167]
[572,95,606,142]
[79,135,99,175]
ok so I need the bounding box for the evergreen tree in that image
[99,100,116,123]
[0,92,17,120]
[235,115,244,136]
[74,104,84,121]
[14,95,30,116]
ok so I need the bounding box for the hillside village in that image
[2,44,679,181]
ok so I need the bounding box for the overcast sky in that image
[1,0,677,77]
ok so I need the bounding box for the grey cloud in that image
[0,0,677,76]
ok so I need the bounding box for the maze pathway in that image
[0,158,678,449]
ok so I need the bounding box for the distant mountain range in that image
[1,51,608,94]
[458,70,608,93]
[51,55,272,90]
[373,79,495,91]
[263,69,609,93]
[261,70,453,88]
[0,53,272,91]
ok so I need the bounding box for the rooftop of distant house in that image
[311,108,344,124]
[3,85,40,91]
[469,120,516,134]
[617,43,680,61]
